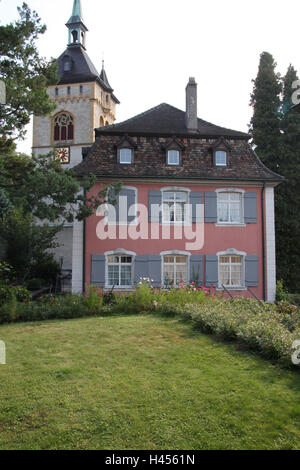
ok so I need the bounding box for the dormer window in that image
[212,137,232,168]
[215,150,227,167]
[168,150,180,166]
[116,135,137,165]
[119,148,132,165]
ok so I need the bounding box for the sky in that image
[1,0,300,154]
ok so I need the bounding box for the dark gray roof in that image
[95,103,249,139]
[57,45,120,104]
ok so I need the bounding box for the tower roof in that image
[57,47,120,103]
[66,0,86,27]
[100,61,112,89]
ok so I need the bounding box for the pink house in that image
[74,78,283,301]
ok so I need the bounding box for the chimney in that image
[185,77,198,131]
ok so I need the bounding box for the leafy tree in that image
[0,2,58,151]
[249,51,282,172]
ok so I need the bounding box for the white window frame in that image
[216,188,245,226]
[161,187,190,225]
[119,148,132,165]
[161,250,190,287]
[105,249,136,289]
[215,150,227,166]
[167,149,180,166]
[217,248,246,290]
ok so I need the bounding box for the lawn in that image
[0,314,300,450]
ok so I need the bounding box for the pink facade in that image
[84,181,264,299]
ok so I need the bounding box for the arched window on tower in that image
[100,116,104,127]
[53,112,74,141]
[72,30,78,43]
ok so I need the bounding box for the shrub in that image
[0,283,15,306]
[26,279,46,291]
[276,280,289,302]
[85,286,103,315]
[14,286,31,303]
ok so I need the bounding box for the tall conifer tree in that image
[276,65,300,292]
[249,52,282,172]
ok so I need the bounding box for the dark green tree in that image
[0,2,58,151]
[275,65,300,292]
[249,52,282,172]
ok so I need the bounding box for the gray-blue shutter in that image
[116,188,136,224]
[204,192,217,223]
[190,191,203,223]
[91,254,105,286]
[244,192,257,224]
[134,255,149,284]
[148,190,161,223]
[245,255,259,286]
[205,255,218,286]
[190,255,203,285]
[124,188,136,223]
[148,255,162,287]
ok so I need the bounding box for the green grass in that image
[0,314,300,450]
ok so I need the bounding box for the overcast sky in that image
[1,0,300,154]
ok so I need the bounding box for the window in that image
[163,255,188,287]
[168,150,180,165]
[219,254,243,288]
[67,86,71,96]
[80,85,83,94]
[119,148,132,164]
[215,150,227,166]
[162,191,188,223]
[55,88,59,97]
[53,113,74,141]
[107,255,133,287]
[217,191,243,224]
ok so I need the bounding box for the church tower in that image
[32,0,119,291]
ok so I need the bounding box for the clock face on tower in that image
[54,147,70,164]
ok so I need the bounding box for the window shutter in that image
[205,255,218,286]
[190,255,203,285]
[148,190,161,223]
[190,191,203,223]
[204,192,217,223]
[109,188,136,224]
[245,255,259,286]
[134,255,149,283]
[123,188,136,224]
[148,255,162,287]
[91,254,105,286]
[244,192,257,224]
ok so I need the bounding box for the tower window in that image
[53,112,74,141]
[80,85,83,94]
[72,30,78,43]
[55,88,59,97]
[67,86,71,96]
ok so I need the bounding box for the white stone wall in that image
[265,186,276,303]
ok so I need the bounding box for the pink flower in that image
[153,300,158,307]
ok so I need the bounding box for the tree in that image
[0,151,121,282]
[0,2,58,151]
[249,52,282,173]
[275,65,300,292]
[250,53,300,293]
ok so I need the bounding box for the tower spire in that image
[66,0,88,48]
